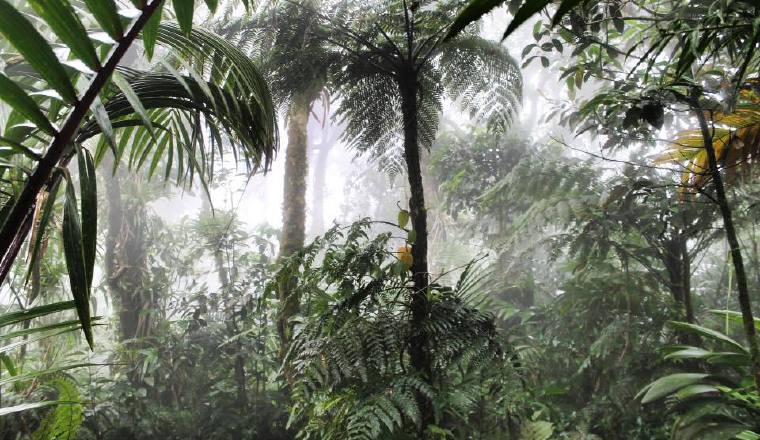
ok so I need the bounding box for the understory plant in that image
[639,313,760,440]
[274,219,524,439]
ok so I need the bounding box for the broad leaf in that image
[173,0,195,35]
[0,73,55,135]
[84,0,124,40]
[445,0,504,41]
[91,95,115,150]
[398,210,409,228]
[76,146,97,291]
[638,373,710,404]
[142,0,165,60]
[0,318,98,341]
[668,321,747,353]
[0,301,76,328]
[0,363,98,386]
[0,0,78,103]
[28,0,101,70]
[61,173,94,349]
[112,70,155,136]
[0,136,42,161]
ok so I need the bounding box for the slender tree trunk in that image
[664,236,695,325]
[679,237,695,325]
[692,90,760,392]
[105,169,150,342]
[277,94,313,363]
[399,71,434,431]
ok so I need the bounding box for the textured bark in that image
[277,95,312,361]
[692,91,760,392]
[105,170,151,342]
[399,70,434,430]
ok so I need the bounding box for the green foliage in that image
[640,317,760,439]
[274,220,506,439]
[325,0,522,175]
[31,375,84,440]
[519,420,554,440]
[0,0,277,348]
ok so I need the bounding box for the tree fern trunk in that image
[399,71,434,431]
[692,91,760,392]
[277,94,312,363]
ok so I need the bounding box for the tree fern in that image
[31,374,83,440]
[275,220,504,439]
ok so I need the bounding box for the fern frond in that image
[439,36,522,131]
[31,374,83,440]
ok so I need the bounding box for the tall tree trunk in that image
[399,71,434,431]
[105,169,151,342]
[679,237,695,325]
[692,90,760,392]
[277,94,312,363]
[664,236,695,325]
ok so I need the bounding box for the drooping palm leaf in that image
[656,87,760,192]
[0,1,276,351]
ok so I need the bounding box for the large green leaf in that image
[711,309,760,331]
[28,0,101,70]
[0,0,78,103]
[61,174,94,349]
[0,136,43,161]
[142,0,166,60]
[0,73,55,135]
[84,0,124,40]
[444,0,505,41]
[76,146,97,291]
[503,0,552,39]
[173,0,195,35]
[0,301,76,328]
[668,321,747,353]
[0,318,98,341]
[112,70,155,136]
[638,373,710,404]
[0,363,98,387]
